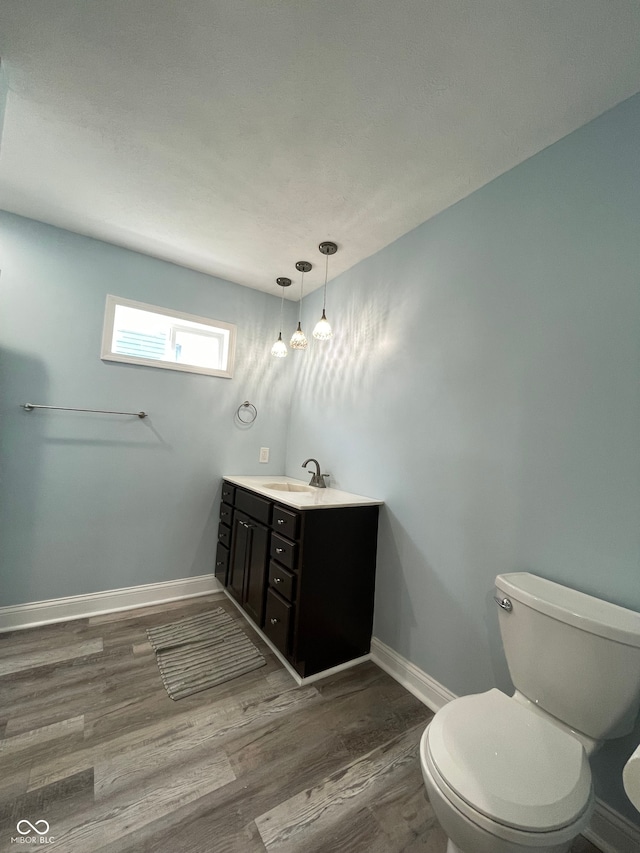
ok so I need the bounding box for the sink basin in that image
[263,482,313,493]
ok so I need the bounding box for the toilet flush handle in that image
[493,596,513,612]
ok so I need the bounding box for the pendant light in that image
[271,276,291,358]
[313,241,337,340]
[290,261,311,349]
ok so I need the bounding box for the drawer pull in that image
[277,518,285,525]
[273,577,282,584]
[270,617,280,625]
[275,547,285,554]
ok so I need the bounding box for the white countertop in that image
[223,475,383,510]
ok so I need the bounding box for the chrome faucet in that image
[302,458,329,488]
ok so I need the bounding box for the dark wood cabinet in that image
[228,513,250,603]
[227,511,269,626]
[264,588,292,655]
[243,517,269,626]
[216,479,379,678]
[215,494,233,586]
[214,540,229,586]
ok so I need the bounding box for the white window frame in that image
[101,295,236,379]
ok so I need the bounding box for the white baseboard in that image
[223,588,371,687]
[369,635,640,853]
[2,586,638,851]
[583,797,640,853]
[370,636,457,712]
[0,574,222,633]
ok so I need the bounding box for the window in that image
[101,295,236,378]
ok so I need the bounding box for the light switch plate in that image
[259,447,269,463]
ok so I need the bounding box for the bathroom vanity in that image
[216,475,382,678]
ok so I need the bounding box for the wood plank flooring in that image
[0,594,603,853]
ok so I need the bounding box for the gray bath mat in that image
[147,608,266,700]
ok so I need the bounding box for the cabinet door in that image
[215,541,229,586]
[219,502,233,527]
[264,588,292,655]
[243,520,269,627]
[217,524,231,550]
[228,514,250,603]
[221,482,235,504]
[268,560,295,602]
[270,532,297,571]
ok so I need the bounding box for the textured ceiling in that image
[1,1,639,298]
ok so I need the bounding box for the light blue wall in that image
[286,94,640,822]
[1,93,639,824]
[0,212,297,605]
[0,59,8,149]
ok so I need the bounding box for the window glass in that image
[101,296,236,378]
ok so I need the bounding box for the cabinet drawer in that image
[264,589,292,655]
[268,561,295,602]
[272,505,300,540]
[219,503,233,526]
[215,542,229,585]
[221,482,235,504]
[270,532,297,571]
[217,523,231,549]
[236,489,271,525]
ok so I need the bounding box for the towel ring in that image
[236,401,257,424]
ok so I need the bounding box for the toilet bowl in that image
[418,572,640,853]
[420,690,594,853]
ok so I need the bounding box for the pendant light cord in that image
[299,270,305,320]
[279,287,285,332]
[322,252,329,310]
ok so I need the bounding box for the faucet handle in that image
[320,473,330,487]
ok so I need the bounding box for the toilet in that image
[420,572,640,853]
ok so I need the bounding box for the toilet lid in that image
[428,689,592,832]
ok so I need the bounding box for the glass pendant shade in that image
[271,332,288,358]
[313,309,333,340]
[313,241,337,341]
[271,276,291,358]
[290,323,308,349]
[291,260,311,350]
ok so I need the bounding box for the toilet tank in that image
[495,572,640,740]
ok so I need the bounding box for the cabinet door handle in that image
[277,518,285,525]
[273,577,282,584]
[275,547,284,554]
[270,618,279,625]
[216,561,223,566]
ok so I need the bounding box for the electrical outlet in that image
[259,447,269,464]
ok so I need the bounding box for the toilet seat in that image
[426,690,593,834]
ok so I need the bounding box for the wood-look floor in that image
[0,594,602,853]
